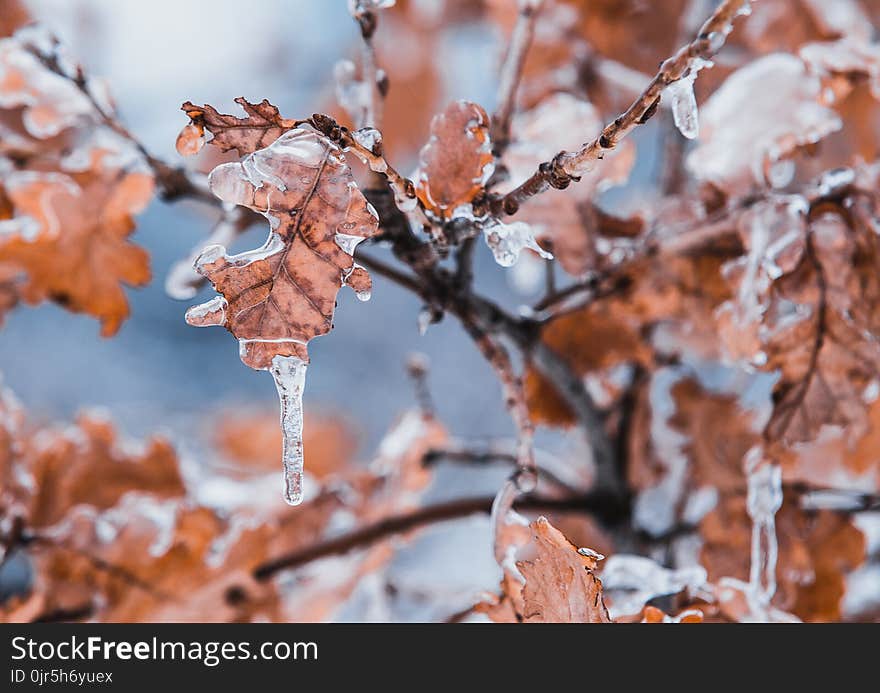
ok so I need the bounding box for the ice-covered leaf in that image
[178,97,299,157]
[479,516,611,623]
[19,414,184,529]
[0,27,154,332]
[687,53,842,195]
[415,100,493,218]
[188,127,379,369]
[718,201,880,489]
[0,28,93,139]
[185,126,379,504]
[0,164,153,335]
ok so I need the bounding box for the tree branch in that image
[489,0,752,216]
[491,0,543,153]
[253,491,627,581]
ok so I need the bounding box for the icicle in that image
[483,219,552,268]
[745,449,783,612]
[664,58,712,140]
[269,354,309,506]
[490,479,530,576]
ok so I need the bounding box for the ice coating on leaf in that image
[483,219,552,268]
[184,295,226,327]
[664,58,712,140]
[800,39,880,102]
[601,554,707,619]
[189,127,380,369]
[269,354,308,506]
[334,231,366,255]
[0,29,93,139]
[415,100,494,218]
[687,54,842,194]
[716,197,807,364]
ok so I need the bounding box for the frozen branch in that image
[460,316,537,492]
[252,490,626,581]
[489,0,753,216]
[27,41,217,207]
[491,0,543,153]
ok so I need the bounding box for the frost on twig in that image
[462,323,536,492]
[491,0,544,152]
[490,0,754,216]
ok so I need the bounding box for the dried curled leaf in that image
[415,100,493,218]
[178,97,299,157]
[187,127,380,370]
[479,516,611,623]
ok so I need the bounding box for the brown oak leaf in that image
[479,516,611,623]
[178,97,299,158]
[0,165,153,336]
[186,126,380,369]
[414,100,493,218]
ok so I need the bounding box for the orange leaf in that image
[414,100,493,218]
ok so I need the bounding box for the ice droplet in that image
[269,354,308,506]
[417,307,432,336]
[767,158,795,188]
[483,219,553,268]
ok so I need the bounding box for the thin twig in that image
[424,441,585,494]
[253,491,626,581]
[491,0,543,153]
[27,42,216,206]
[460,316,537,491]
[490,0,752,216]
